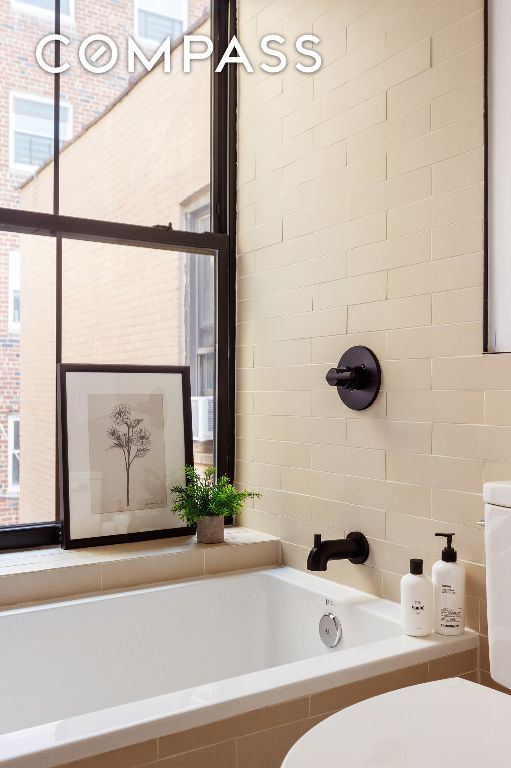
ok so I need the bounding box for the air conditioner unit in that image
[191,396,214,441]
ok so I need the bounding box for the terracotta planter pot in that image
[196,516,224,544]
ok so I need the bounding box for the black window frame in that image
[0,0,237,551]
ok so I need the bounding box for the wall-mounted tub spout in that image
[307,532,370,571]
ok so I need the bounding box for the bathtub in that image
[0,566,477,767]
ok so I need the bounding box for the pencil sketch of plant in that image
[106,402,152,507]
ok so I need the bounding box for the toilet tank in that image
[483,481,511,689]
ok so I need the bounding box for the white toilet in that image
[283,481,511,768]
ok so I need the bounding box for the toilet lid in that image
[282,678,511,768]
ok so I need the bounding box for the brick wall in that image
[235,0,495,685]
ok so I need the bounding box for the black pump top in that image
[435,532,457,562]
[410,558,423,575]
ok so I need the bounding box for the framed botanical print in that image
[57,364,194,549]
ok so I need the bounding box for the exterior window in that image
[135,0,186,44]
[12,0,73,18]
[8,415,20,494]
[188,206,214,399]
[187,205,214,446]
[0,0,231,550]
[10,94,73,173]
[9,251,20,334]
[196,254,215,396]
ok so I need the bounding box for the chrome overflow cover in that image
[319,613,342,648]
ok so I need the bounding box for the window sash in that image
[0,0,236,551]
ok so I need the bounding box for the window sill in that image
[0,527,280,609]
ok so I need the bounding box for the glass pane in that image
[13,0,70,16]
[12,291,20,324]
[1,6,55,212]
[138,10,183,42]
[14,97,53,124]
[0,235,56,526]
[14,133,53,168]
[198,254,215,331]
[198,352,214,397]
[62,239,216,473]
[11,419,20,488]
[21,0,54,11]
[33,1,211,229]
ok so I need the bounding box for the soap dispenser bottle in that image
[400,559,432,637]
[432,533,465,636]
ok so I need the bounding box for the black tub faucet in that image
[307,532,370,571]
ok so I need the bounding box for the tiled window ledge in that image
[0,528,281,609]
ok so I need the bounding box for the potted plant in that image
[170,466,260,544]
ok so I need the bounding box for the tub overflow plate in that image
[319,613,342,648]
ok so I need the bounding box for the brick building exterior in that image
[0,0,210,524]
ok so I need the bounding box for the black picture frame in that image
[58,364,195,549]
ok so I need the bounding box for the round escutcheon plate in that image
[334,345,381,411]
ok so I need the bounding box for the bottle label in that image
[410,599,426,628]
[440,606,463,629]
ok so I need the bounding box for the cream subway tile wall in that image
[236,0,496,688]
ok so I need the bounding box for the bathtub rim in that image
[0,566,479,768]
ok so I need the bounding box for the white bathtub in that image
[0,566,476,767]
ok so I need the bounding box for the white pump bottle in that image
[432,532,465,636]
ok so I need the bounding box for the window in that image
[188,206,214,399]
[8,415,20,495]
[187,205,214,451]
[0,0,234,550]
[12,0,73,20]
[10,94,73,173]
[487,0,511,351]
[9,252,20,334]
[135,0,187,44]
[59,3,210,227]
